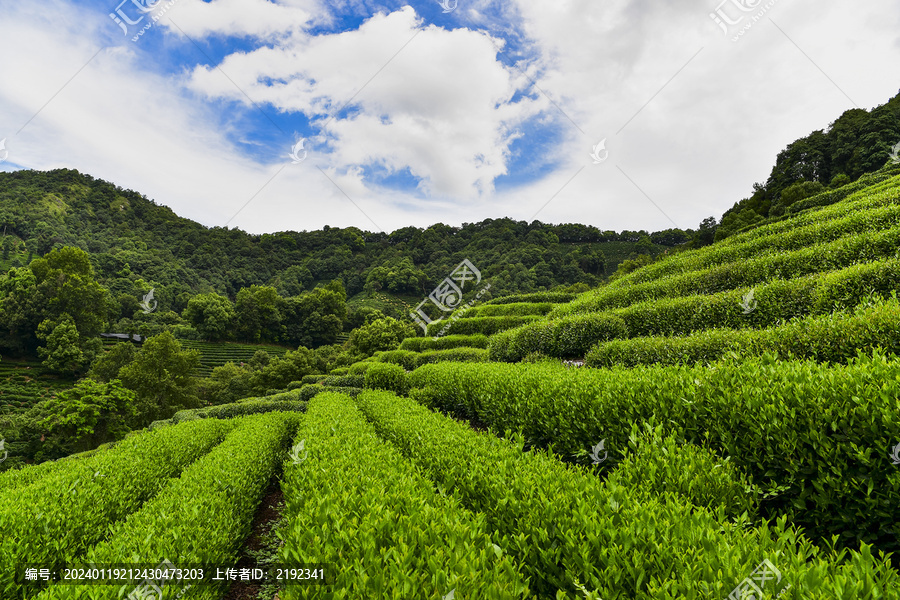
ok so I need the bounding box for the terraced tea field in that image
[3,164,900,598]
[175,340,293,377]
[0,360,73,414]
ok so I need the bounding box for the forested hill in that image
[1,87,898,313]
[0,168,692,311]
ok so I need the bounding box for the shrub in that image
[279,393,529,599]
[322,374,365,388]
[585,296,900,368]
[356,389,899,598]
[426,315,541,337]
[405,357,900,557]
[399,334,490,352]
[416,347,489,365]
[347,361,372,375]
[35,412,300,600]
[374,349,421,371]
[0,418,235,598]
[488,314,628,361]
[483,292,578,305]
[364,363,409,395]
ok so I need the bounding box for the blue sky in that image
[0,0,898,234]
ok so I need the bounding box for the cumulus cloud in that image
[184,6,544,198]
[0,0,897,235]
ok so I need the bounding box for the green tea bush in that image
[356,390,899,599]
[609,423,759,519]
[279,393,529,599]
[399,334,490,352]
[296,384,362,402]
[0,457,80,496]
[35,412,299,600]
[322,374,365,388]
[463,302,555,317]
[347,361,372,375]
[483,291,578,305]
[425,315,541,337]
[554,222,900,317]
[0,418,235,598]
[302,374,325,385]
[364,363,408,395]
[373,349,420,371]
[405,358,900,557]
[416,347,489,365]
[585,296,900,368]
[579,177,900,293]
[171,397,306,424]
[488,313,628,361]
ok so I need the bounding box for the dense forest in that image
[0,167,697,324]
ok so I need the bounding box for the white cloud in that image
[185,6,543,198]
[0,0,898,237]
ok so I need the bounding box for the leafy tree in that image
[88,341,137,382]
[347,316,415,356]
[117,331,201,424]
[182,293,236,341]
[39,379,137,455]
[829,173,852,189]
[0,267,40,353]
[2,236,11,261]
[234,285,283,343]
[692,217,718,248]
[30,247,109,338]
[780,181,826,207]
[36,315,86,374]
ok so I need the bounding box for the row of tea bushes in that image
[356,390,899,599]
[602,174,900,289]
[491,257,900,361]
[426,315,542,337]
[399,334,490,352]
[278,393,530,599]
[0,418,235,598]
[405,356,900,557]
[373,347,490,371]
[482,291,578,305]
[585,295,900,368]
[33,411,300,600]
[554,219,900,316]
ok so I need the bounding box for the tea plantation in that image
[3,165,900,598]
